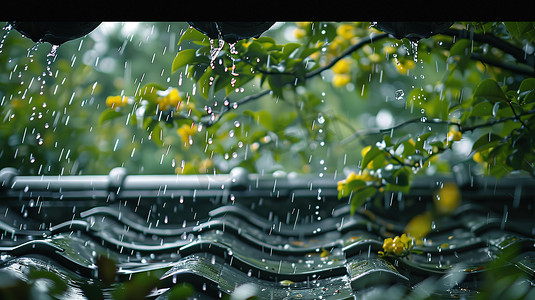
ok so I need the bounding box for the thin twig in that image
[342,107,535,144]
[305,33,390,79]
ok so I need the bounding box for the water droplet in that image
[317,113,325,124]
[395,89,405,100]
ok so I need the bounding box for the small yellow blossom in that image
[447,128,462,143]
[10,99,24,109]
[332,58,353,74]
[106,95,128,109]
[332,74,351,87]
[198,158,213,173]
[379,233,413,257]
[368,53,382,63]
[165,88,182,110]
[336,24,356,40]
[337,170,379,197]
[382,45,398,57]
[157,88,182,111]
[177,123,197,147]
[293,28,307,39]
[295,22,311,29]
[394,59,415,74]
[473,151,484,163]
[328,36,345,54]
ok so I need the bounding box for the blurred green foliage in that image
[2,21,535,210]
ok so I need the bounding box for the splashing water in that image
[39,44,59,95]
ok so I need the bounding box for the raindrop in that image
[317,113,325,124]
[394,89,404,100]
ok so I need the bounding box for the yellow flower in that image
[447,128,462,143]
[198,159,213,173]
[394,59,415,74]
[164,88,182,110]
[473,151,484,163]
[294,28,306,39]
[157,97,169,111]
[434,182,461,215]
[10,99,24,109]
[106,95,128,109]
[295,22,311,29]
[332,74,351,87]
[383,237,394,252]
[332,58,352,74]
[382,45,397,57]
[368,53,381,63]
[380,233,413,257]
[336,24,356,40]
[328,36,345,54]
[337,170,379,194]
[177,123,197,147]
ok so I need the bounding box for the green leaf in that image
[280,43,302,59]
[244,110,274,131]
[137,83,166,102]
[172,49,210,73]
[178,27,210,46]
[415,132,433,150]
[29,269,68,296]
[197,66,213,99]
[362,146,382,170]
[519,78,535,93]
[98,109,123,126]
[504,22,535,43]
[471,133,502,153]
[350,186,377,214]
[473,78,507,103]
[338,178,366,199]
[168,283,195,300]
[470,100,493,117]
[448,39,471,56]
[149,123,164,147]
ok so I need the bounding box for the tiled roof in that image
[1,167,534,299]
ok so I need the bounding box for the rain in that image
[0,21,535,299]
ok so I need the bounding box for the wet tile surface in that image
[1,168,535,299]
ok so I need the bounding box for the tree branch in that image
[342,107,535,145]
[441,28,535,69]
[201,33,391,127]
[305,33,390,79]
